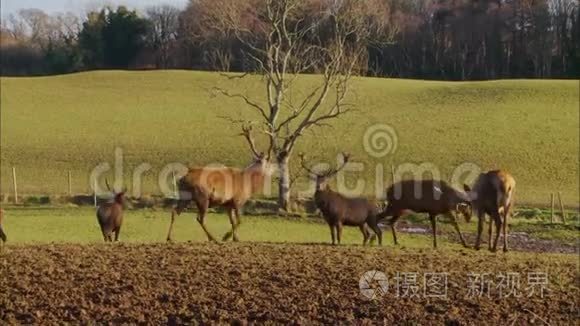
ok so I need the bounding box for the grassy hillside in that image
[1,71,578,206]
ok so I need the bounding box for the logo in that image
[359,270,389,300]
[363,124,398,158]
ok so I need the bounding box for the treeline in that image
[1,0,579,79]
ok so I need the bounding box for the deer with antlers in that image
[468,170,516,252]
[96,179,127,242]
[300,153,384,246]
[166,125,273,243]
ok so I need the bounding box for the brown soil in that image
[0,243,577,324]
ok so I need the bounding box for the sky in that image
[1,0,188,16]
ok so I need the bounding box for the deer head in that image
[456,202,472,222]
[241,124,274,175]
[299,152,351,191]
[105,178,127,204]
[434,182,473,222]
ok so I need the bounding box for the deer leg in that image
[502,217,509,252]
[450,212,468,248]
[488,215,493,251]
[429,214,438,248]
[102,229,110,242]
[368,222,383,246]
[0,225,6,243]
[222,207,235,242]
[502,205,510,252]
[166,203,185,243]
[336,222,343,245]
[474,211,485,250]
[101,229,108,242]
[196,204,217,242]
[490,212,502,252]
[359,225,369,246]
[367,223,377,244]
[114,226,121,242]
[389,215,401,245]
[329,224,336,245]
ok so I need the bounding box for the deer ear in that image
[463,184,471,193]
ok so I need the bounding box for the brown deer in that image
[0,209,6,245]
[300,153,384,246]
[467,170,516,252]
[166,125,273,243]
[96,180,126,242]
[379,180,472,248]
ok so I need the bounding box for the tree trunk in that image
[277,156,291,211]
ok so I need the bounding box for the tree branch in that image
[212,87,270,123]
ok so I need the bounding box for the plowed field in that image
[1,243,577,324]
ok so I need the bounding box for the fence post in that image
[68,170,72,196]
[557,192,566,224]
[550,193,554,223]
[12,167,18,204]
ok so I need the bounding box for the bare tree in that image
[146,5,180,68]
[4,9,80,47]
[54,12,82,42]
[206,0,392,210]
[180,0,238,71]
[18,8,54,47]
[4,14,28,41]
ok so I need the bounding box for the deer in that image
[299,152,384,246]
[0,209,6,246]
[466,170,516,252]
[96,180,126,242]
[166,125,274,243]
[379,179,472,249]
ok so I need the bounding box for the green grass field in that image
[1,207,436,247]
[2,207,576,248]
[1,71,578,206]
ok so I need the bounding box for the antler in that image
[323,152,351,178]
[240,125,263,159]
[105,178,111,191]
[298,152,319,176]
[299,152,351,178]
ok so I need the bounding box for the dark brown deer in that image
[467,170,516,252]
[166,125,273,243]
[96,180,126,242]
[0,209,6,245]
[379,180,472,248]
[300,153,384,246]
